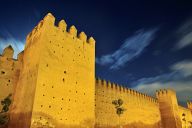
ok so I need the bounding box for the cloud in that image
[175,18,192,50]
[134,81,192,105]
[171,60,192,77]
[133,60,192,105]
[0,38,25,59]
[96,28,158,70]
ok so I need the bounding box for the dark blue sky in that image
[0,0,192,105]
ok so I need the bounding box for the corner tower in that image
[9,13,95,128]
[156,89,182,128]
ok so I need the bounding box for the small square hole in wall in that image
[1,71,5,74]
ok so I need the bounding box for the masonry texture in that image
[0,13,192,128]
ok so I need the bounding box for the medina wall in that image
[30,13,95,128]
[178,106,192,128]
[156,89,182,128]
[0,46,23,111]
[9,13,95,128]
[95,78,161,128]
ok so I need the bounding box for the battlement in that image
[96,77,158,103]
[1,45,14,59]
[26,13,95,49]
[156,88,176,98]
[0,45,24,62]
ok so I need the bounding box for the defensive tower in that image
[9,13,95,128]
[156,89,182,128]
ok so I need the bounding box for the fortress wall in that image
[95,78,161,128]
[178,105,192,128]
[156,89,182,128]
[26,13,95,128]
[8,17,46,128]
[0,46,23,111]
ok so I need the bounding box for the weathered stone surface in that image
[0,13,191,128]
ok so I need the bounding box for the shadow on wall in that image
[9,112,94,128]
[95,121,161,128]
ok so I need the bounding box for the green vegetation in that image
[112,98,126,128]
[0,94,12,125]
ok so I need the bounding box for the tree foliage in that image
[0,94,12,125]
[112,98,126,117]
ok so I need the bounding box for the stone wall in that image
[0,46,23,111]
[178,106,192,128]
[95,78,161,128]
[8,13,95,128]
[0,13,191,128]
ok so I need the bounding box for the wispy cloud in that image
[175,17,192,50]
[0,29,25,59]
[0,38,24,59]
[171,60,192,77]
[133,60,192,105]
[96,28,158,70]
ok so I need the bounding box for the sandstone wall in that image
[156,89,182,128]
[178,106,192,128]
[2,12,192,128]
[95,78,161,128]
[9,13,95,128]
[0,46,23,111]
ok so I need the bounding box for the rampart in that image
[8,13,95,128]
[0,13,191,128]
[95,78,161,128]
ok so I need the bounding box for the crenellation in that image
[96,77,102,85]
[0,13,191,128]
[58,19,67,31]
[42,13,55,26]
[88,37,96,45]
[68,25,77,37]
[2,45,14,58]
[106,81,111,88]
[78,31,87,42]
[37,20,43,30]
[102,79,107,88]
